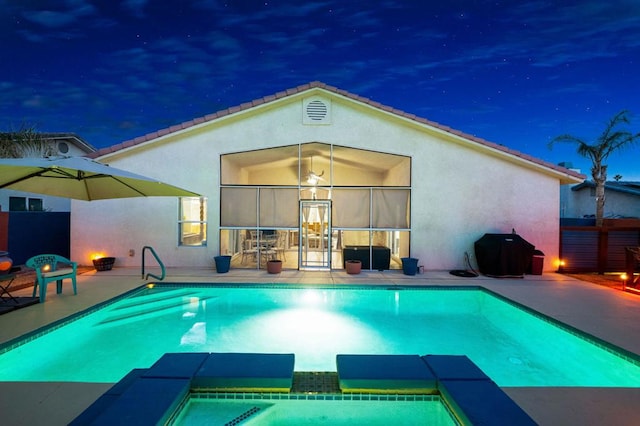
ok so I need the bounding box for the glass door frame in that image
[299,199,332,270]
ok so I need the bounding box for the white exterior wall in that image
[71,91,569,271]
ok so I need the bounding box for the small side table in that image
[0,273,18,303]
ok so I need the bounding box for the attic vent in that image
[303,98,331,125]
[58,142,69,154]
[307,100,327,120]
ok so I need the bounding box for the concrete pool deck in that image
[0,267,639,425]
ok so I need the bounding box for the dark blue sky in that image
[2,1,640,179]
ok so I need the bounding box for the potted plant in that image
[345,259,361,274]
[267,259,282,274]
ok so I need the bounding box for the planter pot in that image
[345,260,362,274]
[214,255,232,273]
[401,257,419,276]
[93,257,115,272]
[267,260,282,274]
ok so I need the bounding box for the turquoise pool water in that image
[1,284,639,386]
[173,394,456,425]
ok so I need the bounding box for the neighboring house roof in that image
[572,181,640,197]
[41,132,96,154]
[89,81,584,184]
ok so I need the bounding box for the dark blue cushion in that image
[90,378,190,426]
[143,352,209,378]
[422,355,490,381]
[337,354,437,393]
[192,352,295,391]
[439,380,536,426]
[69,369,147,425]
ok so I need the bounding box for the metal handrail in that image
[141,246,166,281]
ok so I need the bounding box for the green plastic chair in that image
[26,254,78,302]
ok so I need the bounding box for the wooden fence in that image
[559,220,640,273]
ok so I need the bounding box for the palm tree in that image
[549,110,639,226]
[0,125,56,158]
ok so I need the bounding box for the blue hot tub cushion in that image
[421,355,490,381]
[69,369,148,426]
[336,354,437,394]
[438,379,537,426]
[192,352,295,392]
[143,352,209,379]
[89,377,191,426]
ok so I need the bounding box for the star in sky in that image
[2,0,639,178]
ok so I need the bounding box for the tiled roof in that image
[573,181,640,196]
[88,81,583,180]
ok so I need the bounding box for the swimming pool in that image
[1,284,639,386]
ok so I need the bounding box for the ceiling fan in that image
[306,156,325,185]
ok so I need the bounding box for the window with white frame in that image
[179,197,207,246]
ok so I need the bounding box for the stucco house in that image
[72,82,583,272]
[561,180,640,219]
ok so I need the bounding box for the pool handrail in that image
[141,245,166,281]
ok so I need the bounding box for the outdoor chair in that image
[274,230,288,261]
[241,230,261,264]
[26,254,78,303]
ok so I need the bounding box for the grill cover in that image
[474,233,535,277]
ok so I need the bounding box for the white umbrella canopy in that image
[0,156,200,200]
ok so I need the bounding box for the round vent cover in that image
[58,142,69,154]
[306,100,328,121]
[303,98,331,124]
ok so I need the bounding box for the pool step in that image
[110,288,205,311]
[97,290,213,326]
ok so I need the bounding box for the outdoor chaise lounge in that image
[26,254,78,302]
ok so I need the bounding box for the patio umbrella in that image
[0,156,200,200]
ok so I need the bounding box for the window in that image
[9,197,26,211]
[179,197,207,246]
[219,143,412,269]
[9,197,43,211]
[29,198,43,211]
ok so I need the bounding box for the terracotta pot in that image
[267,260,282,274]
[346,260,361,274]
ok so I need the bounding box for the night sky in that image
[2,1,640,179]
